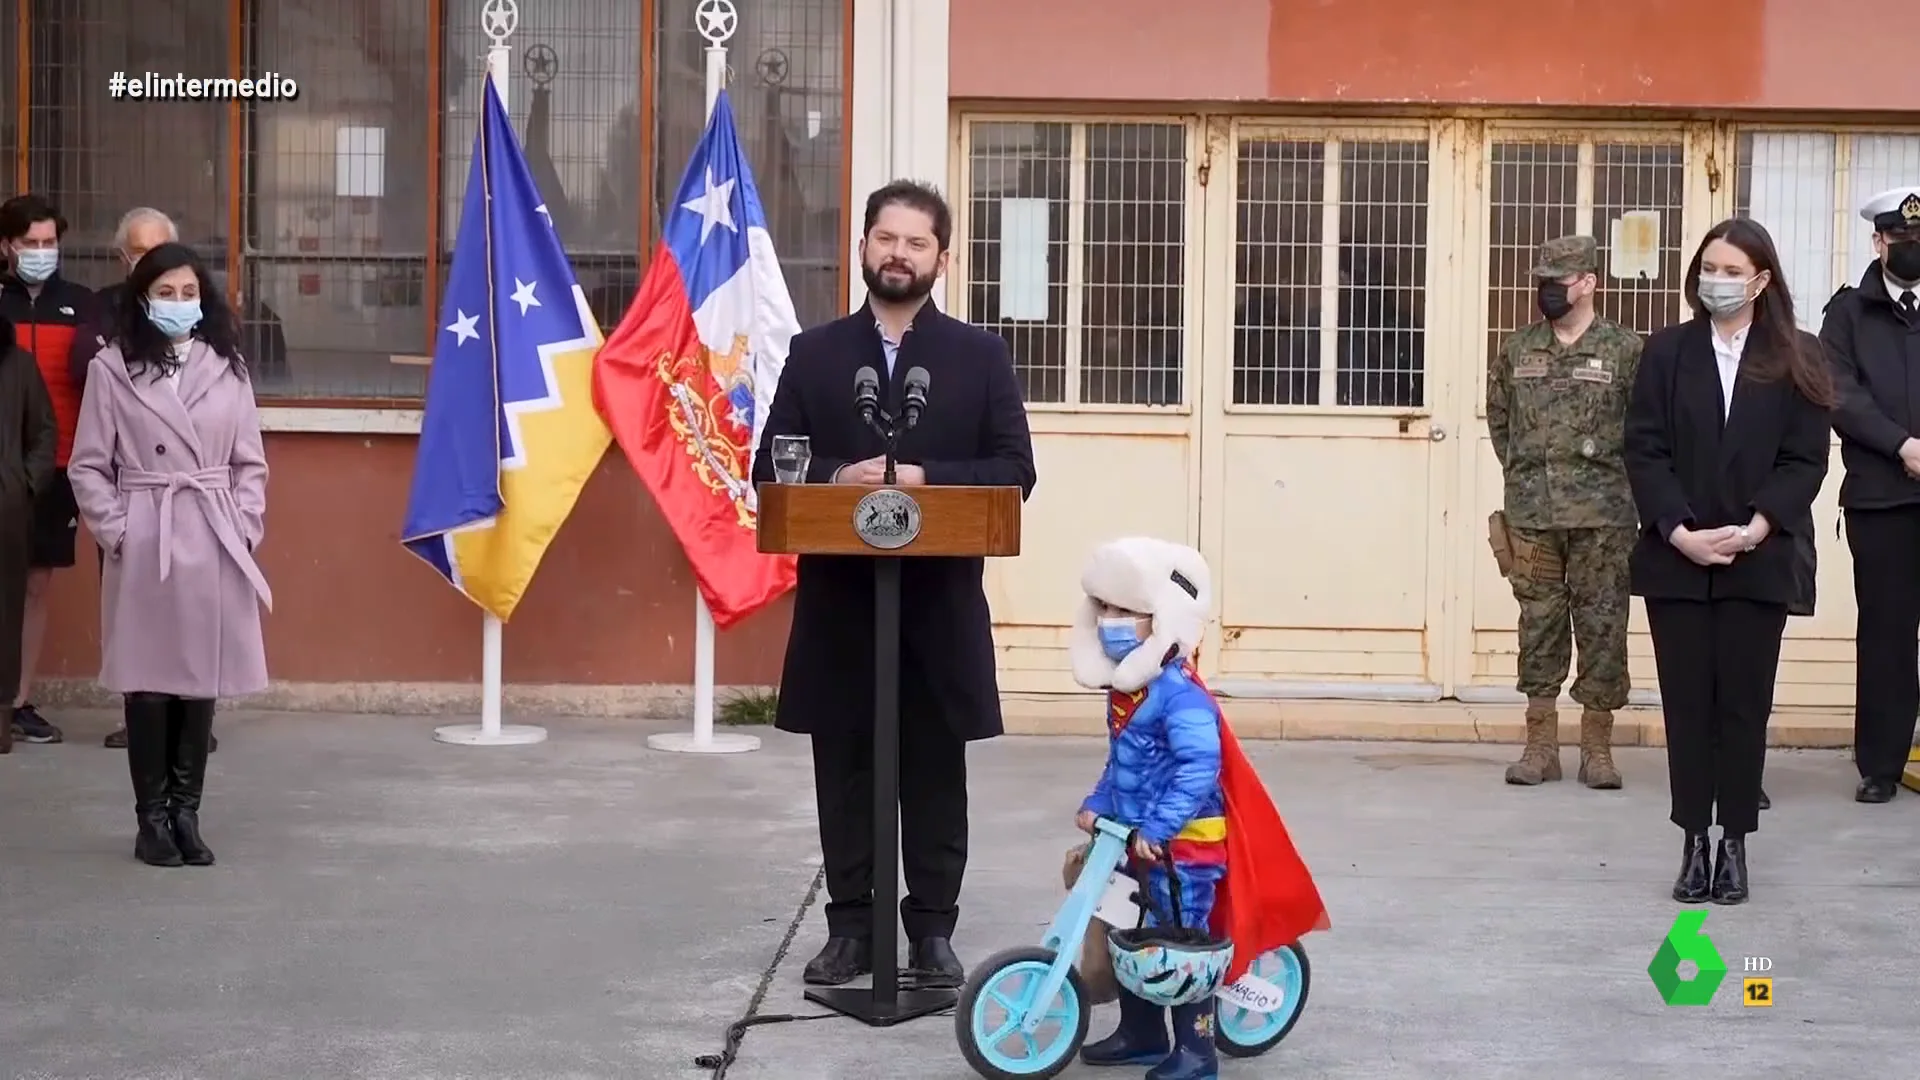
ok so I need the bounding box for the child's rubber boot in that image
[1079,989,1169,1066]
[1146,1000,1219,1080]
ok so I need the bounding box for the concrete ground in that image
[1,709,1914,1080]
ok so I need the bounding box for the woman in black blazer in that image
[1624,217,1834,906]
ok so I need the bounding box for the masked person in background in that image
[1624,218,1831,904]
[71,208,214,753]
[68,243,271,867]
[1485,235,1643,790]
[0,195,97,746]
[1,314,59,755]
[1822,185,1920,805]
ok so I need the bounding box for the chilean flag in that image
[592,91,800,627]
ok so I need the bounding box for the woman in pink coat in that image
[68,242,272,867]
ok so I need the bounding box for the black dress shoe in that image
[1856,777,1898,804]
[1672,832,1712,903]
[908,937,965,989]
[1757,787,1770,811]
[801,937,871,986]
[1710,835,1749,905]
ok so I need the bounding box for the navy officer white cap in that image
[1858,186,1920,231]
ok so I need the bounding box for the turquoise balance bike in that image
[955,817,1311,1079]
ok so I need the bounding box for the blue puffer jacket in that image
[1079,661,1224,847]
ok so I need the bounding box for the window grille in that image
[1232,133,1430,408]
[1733,130,1920,329]
[961,118,1191,407]
[1480,135,1687,416]
[14,0,851,404]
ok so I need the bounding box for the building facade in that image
[15,0,1917,711]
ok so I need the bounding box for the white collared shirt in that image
[1711,323,1748,420]
[1886,273,1917,313]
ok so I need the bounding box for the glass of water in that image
[771,435,812,484]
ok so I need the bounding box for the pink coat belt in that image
[117,466,273,611]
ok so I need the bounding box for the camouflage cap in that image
[1531,235,1599,279]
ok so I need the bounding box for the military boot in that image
[1577,708,1623,789]
[1504,696,1562,785]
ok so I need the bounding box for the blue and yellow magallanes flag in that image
[401,74,611,622]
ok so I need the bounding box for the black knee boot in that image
[125,693,182,867]
[168,697,217,866]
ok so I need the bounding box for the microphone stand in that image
[865,411,902,487]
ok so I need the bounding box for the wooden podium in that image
[756,482,1023,1027]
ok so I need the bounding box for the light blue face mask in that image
[146,297,203,339]
[14,247,58,284]
[1097,617,1144,662]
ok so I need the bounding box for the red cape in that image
[1201,688,1330,984]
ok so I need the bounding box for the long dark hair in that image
[1683,218,1835,408]
[111,242,246,382]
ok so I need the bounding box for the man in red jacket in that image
[0,195,97,745]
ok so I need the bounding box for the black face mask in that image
[1536,280,1574,321]
[1885,241,1920,285]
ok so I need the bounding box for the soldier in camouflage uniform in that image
[1486,235,1643,790]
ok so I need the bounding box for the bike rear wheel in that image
[1217,942,1311,1058]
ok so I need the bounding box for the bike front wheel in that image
[954,946,1091,1079]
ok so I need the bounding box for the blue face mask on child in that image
[1098,617,1144,662]
[146,297,202,339]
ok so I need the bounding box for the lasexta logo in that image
[1648,910,1727,1005]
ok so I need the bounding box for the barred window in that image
[1232,134,1429,408]
[1483,136,1686,374]
[248,0,433,400]
[1734,131,1920,329]
[443,0,646,348]
[654,0,846,330]
[15,1,849,406]
[25,0,232,284]
[962,118,1190,408]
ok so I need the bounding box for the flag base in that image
[647,730,761,754]
[434,723,549,746]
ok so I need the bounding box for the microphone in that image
[902,366,930,430]
[853,366,881,426]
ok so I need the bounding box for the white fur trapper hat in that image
[1068,537,1213,693]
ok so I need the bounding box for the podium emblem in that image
[853,489,922,550]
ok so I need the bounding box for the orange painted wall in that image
[951,0,1907,111]
[39,435,794,686]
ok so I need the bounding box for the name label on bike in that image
[1218,973,1286,1014]
[1091,872,1142,928]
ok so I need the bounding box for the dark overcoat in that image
[0,319,58,703]
[750,302,1037,742]
[1623,318,1831,606]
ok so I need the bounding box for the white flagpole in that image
[435,0,546,748]
[649,0,758,755]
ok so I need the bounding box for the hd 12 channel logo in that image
[1648,911,1773,1007]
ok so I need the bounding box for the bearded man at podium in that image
[750,180,1036,989]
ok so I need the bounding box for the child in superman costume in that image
[1069,537,1329,1079]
